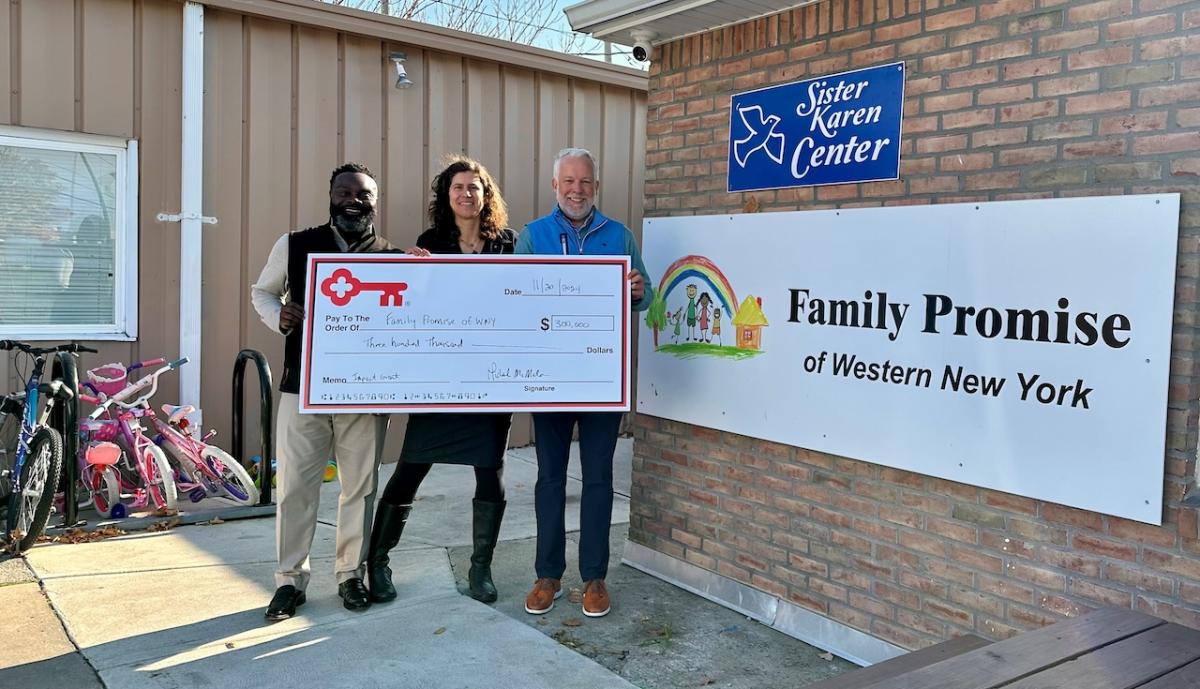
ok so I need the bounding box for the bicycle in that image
[155,402,259,507]
[78,358,182,516]
[0,340,96,552]
[85,359,258,508]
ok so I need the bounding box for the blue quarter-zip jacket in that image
[515,206,653,311]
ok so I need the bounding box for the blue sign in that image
[727,62,905,192]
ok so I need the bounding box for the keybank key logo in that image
[321,268,408,307]
[727,62,905,193]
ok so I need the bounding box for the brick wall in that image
[633,0,1200,649]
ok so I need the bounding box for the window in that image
[0,126,137,340]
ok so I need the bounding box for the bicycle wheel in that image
[6,426,64,552]
[202,446,259,506]
[89,465,122,519]
[0,410,20,506]
[142,444,178,512]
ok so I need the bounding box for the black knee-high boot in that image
[367,501,411,602]
[468,499,506,603]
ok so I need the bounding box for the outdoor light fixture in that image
[389,52,414,89]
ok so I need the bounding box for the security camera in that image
[630,29,657,63]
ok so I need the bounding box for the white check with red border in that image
[298,254,631,413]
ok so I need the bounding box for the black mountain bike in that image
[0,340,95,552]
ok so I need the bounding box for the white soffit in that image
[564,0,818,46]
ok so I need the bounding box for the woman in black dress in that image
[367,156,515,604]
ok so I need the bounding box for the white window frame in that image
[0,124,138,341]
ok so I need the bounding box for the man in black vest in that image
[251,163,394,620]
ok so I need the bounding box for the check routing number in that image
[299,254,631,413]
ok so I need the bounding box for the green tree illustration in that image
[644,292,668,347]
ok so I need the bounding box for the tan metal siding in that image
[4,0,646,456]
[426,52,464,179]
[0,3,10,125]
[631,91,646,246]
[382,45,426,244]
[536,74,570,218]
[243,14,293,397]
[342,35,384,178]
[601,87,634,234]
[571,80,605,164]
[19,0,75,132]
[82,0,136,138]
[296,27,340,231]
[200,8,247,441]
[501,66,537,230]
[465,59,502,173]
[135,0,183,404]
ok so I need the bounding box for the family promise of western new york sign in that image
[638,195,1179,525]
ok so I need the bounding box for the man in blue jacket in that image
[517,147,653,619]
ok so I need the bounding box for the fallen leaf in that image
[208,517,224,525]
[51,526,127,544]
[551,631,582,649]
[562,618,583,627]
[536,618,548,626]
[819,652,834,661]
[567,588,583,603]
[433,627,446,635]
[148,517,181,532]
[743,195,761,213]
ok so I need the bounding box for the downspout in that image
[175,2,212,422]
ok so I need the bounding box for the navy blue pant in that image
[533,412,622,581]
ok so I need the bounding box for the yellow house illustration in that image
[732,295,768,350]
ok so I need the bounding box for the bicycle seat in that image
[84,441,122,466]
[162,404,196,424]
[38,380,75,400]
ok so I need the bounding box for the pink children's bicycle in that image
[81,357,258,514]
[153,401,259,507]
[79,359,182,517]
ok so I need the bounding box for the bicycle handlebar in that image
[0,340,99,355]
[88,357,189,418]
[128,357,166,371]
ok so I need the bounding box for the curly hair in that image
[428,156,509,241]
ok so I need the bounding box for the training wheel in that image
[110,503,127,519]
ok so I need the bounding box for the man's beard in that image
[559,199,594,222]
[330,203,374,236]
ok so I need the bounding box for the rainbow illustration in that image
[657,255,738,317]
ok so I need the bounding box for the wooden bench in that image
[803,634,991,689]
[806,608,1200,689]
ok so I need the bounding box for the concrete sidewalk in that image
[1,439,851,689]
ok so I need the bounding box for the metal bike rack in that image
[231,349,274,506]
[50,351,81,526]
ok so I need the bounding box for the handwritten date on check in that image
[299,254,631,413]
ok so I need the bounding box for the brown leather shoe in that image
[582,579,610,618]
[524,577,562,614]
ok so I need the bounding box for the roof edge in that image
[199,0,648,91]
[565,0,819,46]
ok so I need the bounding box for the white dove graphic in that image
[733,104,786,168]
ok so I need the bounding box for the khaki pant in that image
[274,393,389,589]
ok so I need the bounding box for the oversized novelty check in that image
[299,254,631,413]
